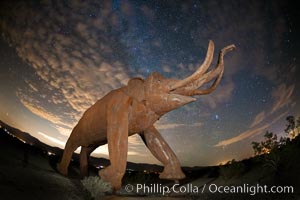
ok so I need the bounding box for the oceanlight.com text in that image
[208,183,294,196]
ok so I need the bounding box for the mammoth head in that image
[126,40,235,116]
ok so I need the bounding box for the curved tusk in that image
[169,40,215,91]
[184,44,236,93]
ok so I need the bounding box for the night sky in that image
[0,0,299,167]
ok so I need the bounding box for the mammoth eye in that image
[157,80,161,83]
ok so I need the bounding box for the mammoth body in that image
[57,40,235,191]
[69,85,159,147]
[58,75,189,190]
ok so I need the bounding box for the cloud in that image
[2,0,290,119]
[92,145,109,155]
[20,98,60,123]
[162,65,172,73]
[271,84,295,114]
[199,79,235,109]
[214,124,269,147]
[37,131,145,156]
[27,82,38,92]
[250,111,266,128]
[1,0,134,137]
[249,83,294,129]
[37,131,65,147]
[54,125,72,137]
[93,134,149,154]
[215,111,288,147]
[17,90,74,136]
[155,122,202,130]
[91,134,157,161]
[215,83,295,147]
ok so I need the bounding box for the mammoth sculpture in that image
[58,40,235,190]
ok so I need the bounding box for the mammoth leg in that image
[98,95,130,190]
[57,139,79,176]
[141,126,185,180]
[80,145,98,177]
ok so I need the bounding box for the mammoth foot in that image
[159,166,186,180]
[57,163,68,176]
[98,166,123,191]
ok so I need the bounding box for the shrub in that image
[219,159,246,180]
[81,176,112,199]
[262,152,281,173]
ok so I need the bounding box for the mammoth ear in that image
[144,72,164,93]
[125,77,145,102]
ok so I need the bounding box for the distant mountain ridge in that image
[0,120,62,154]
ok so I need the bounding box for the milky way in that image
[0,0,299,166]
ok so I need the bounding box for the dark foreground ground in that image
[0,127,299,200]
